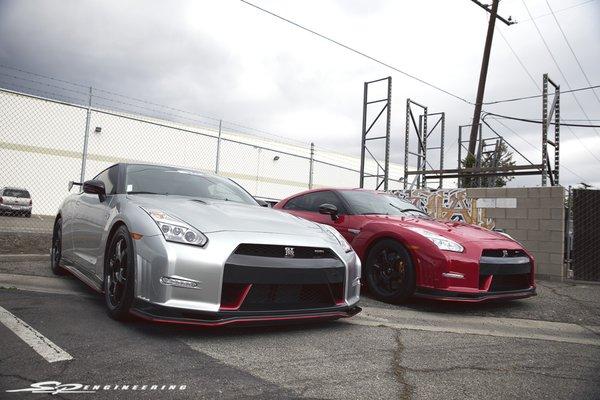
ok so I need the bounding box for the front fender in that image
[352,221,449,287]
[93,199,163,279]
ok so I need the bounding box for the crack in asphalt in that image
[538,282,600,335]
[392,330,415,400]
[397,364,594,382]
[538,282,595,310]
[0,372,37,383]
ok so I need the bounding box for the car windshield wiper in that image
[127,191,168,195]
[361,212,389,215]
[389,202,427,215]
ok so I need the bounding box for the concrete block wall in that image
[466,186,565,278]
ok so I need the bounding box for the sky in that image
[0,0,599,188]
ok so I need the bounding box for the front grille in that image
[480,249,532,292]
[489,274,531,292]
[221,245,346,311]
[234,244,337,259]
[482,249,527,258]
[240,284,335,311]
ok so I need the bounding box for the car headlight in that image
[408,227,463,252]
[321,224,353,253]
[141,207,208,247]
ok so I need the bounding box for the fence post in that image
[215,119,222,174]
[79,86,93,184]
[308,142,315,189]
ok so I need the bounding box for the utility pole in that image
[467,0,515,159]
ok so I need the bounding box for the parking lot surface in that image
[0,261,599,399]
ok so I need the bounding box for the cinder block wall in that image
[466,186,565,278]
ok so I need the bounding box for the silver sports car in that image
[51,163,361,326]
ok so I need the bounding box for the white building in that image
[0,88,405,215]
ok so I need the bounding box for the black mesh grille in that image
[234,244,337,259]
[240,284,335,310]
[482,249,527,258]
[489,274,531,292]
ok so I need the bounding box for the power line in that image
[484,84,600,105]
[484,113,600,162]
[0,64,317,148]
[488,117,589,182]
[484,111,600,164]
[545,0,600,105]
[496,28,541,92]
[484,112,600,128]
[480,105,600,167]
[521,0,600,139]
[488,13,600,181]
[0,64,88,89]
[239,0,473,105]
[519,0,598,23]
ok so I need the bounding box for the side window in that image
[93,166,118,195]
[284,191,346,213]
[283,195,309,211]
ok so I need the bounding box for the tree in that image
[460,141,515,188]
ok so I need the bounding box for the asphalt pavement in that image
[0,260,599,399]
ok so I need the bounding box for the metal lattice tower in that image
[359,77,392,190]
[542,73,560,186]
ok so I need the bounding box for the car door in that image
[60,193,81,263]
[282,190,356,244]
[72,165,119,273]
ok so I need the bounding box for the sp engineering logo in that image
[6,381,187,395]
[284,247,295,258]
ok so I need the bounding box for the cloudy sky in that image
[0,0,599,187]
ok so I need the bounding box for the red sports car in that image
[274,188,536,303]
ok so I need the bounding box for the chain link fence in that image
[0,85,390,238]
[571,188,600,281]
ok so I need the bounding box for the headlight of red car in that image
[320,224,353,253]
[407,227,464,253]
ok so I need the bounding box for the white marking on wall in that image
[477,197,517,208]
[0,305,73,363]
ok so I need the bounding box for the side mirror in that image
[68,181,82,192]
[83,180,106,202]
[319,203,339,221]
[256,199,269,207]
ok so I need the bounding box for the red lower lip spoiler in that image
[130,307,361,327]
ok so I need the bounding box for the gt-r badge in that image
[502,250,509,257]
[284,247,295,258]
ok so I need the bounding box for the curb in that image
[0,254,49,262]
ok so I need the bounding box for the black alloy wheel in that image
[50,218,66,275]
[104,225,135,320]
[365,239,415,304]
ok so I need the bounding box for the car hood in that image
[128,194,322,235]
[365,214,510,243]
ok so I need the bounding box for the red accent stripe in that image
[219,284,253,311]
[129,309,350,327]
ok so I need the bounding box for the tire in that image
[50,218,66,275]
[104,225,135,321]
[365,239,416,304]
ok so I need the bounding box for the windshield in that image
[340,190,427,216]
[125,164,258,205]
[3,189,30,198]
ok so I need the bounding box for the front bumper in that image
[414,286,536,302]
[416,240,536,302]
[131,231,361,322]
[130,299,361,327]
[0,204,31,212]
